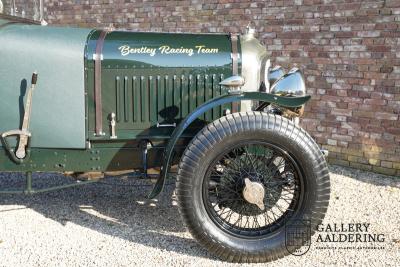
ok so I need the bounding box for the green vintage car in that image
[0,2,330,263]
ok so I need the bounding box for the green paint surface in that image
[86,31,237,140]
[0,18,92,148]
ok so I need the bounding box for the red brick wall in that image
[31,1,400,175]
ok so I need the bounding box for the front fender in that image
[148,91,311,198]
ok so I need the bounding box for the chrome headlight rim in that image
[270,68,306,97]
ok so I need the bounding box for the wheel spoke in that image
[203,141,302,237]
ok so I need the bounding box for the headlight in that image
[263,62,285,93]
[268,66,285,86]
[270,68,306,96]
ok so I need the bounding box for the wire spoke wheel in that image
[203,141,303,237]
[176,112,330,263]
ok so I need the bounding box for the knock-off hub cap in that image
[242,178,265,210]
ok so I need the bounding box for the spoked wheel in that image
[176,112,330,263]
[204,141,302,238]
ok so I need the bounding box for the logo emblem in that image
[285,219,311,256]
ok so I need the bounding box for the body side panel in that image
[0,18,92,148]
[86,31,240,140]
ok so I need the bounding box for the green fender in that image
[148,91,311,198]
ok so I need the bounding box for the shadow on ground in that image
[0,172,214,259]
[329,164,400,188]
[1,166,398,260]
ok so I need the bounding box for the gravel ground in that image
[0,165,399,267]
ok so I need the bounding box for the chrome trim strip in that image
[230,34,239,112]
[230,34,239,75]
[94,30,110,136]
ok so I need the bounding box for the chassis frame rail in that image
[0,172,175,195]
[0,172,98,194]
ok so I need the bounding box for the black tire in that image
[176,112,330,263]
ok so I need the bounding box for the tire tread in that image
[176,112,330,263]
